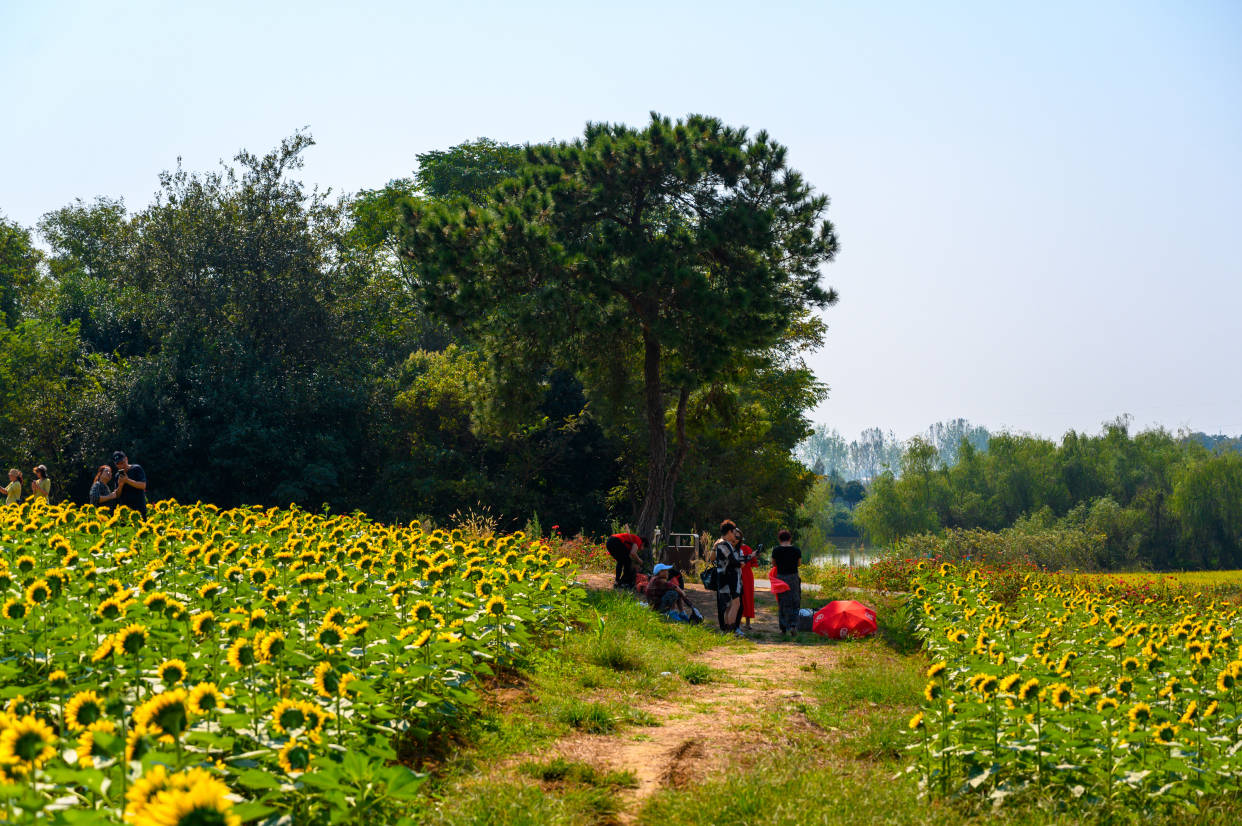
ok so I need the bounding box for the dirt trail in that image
[546,573,840,822]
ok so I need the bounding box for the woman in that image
[771,529,803,639]
[5,469,21,505]
[740,543,758,629]
[89,465,119,508]
[29,465,51,502]
[713,520,746,635]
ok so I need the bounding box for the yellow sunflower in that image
[65,690,106,731]
[0,714,57,774]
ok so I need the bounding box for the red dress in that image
[740,545,757,619]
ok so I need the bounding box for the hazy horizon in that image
[5,1,1240,439]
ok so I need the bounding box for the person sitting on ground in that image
[646,564,699,621]
[772,529,803,639]
[606,531,645,590]
[89,465,119,508]
[29,465,51,502]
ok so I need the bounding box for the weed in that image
[679,662,714,685]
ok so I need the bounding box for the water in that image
[808,548,877,569]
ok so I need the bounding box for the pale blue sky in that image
[4,1,1240,440]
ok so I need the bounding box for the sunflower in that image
[315,622,345,652]
[1,599,27,621]
[1121,656,1140,672]
[15,555,35,574]
[485,595,508,618]
[133,689,192,738]
[1152,722,1178,744]
[259,631,286,661]
[313,662,340,697]
[1018,678,1040,702]
[1179,700,1198,725]
[908,712,925,731]
[1115,676,1134,695]
[1217,669,1236,693]
[408,600,435,623]
[925,662,947,680]
[124,765,240,826]
[191,611,217,636]
[187,683,223,715]
[48,670,69,689]
[338,673,359,697]
[923,681,943,702]
[113,623,149,656]
[226,637,257,671]
[0,715,57,774]
[65,690,106,731]
[411,629,433,649]
[24,579,50,605]
[143,591,169,613]
[246,609,267,630]
[278,739,313,776]
[1097,697,1119,713]
[96,596,126,620]
[158,659,188,687]
[271,699,307,734]
[75,719,117,768]
[91,637,114,662]
[1128,702,1152,731]
[198,582,221,600]
[323,606,346,627]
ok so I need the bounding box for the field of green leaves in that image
[0,500,583,824]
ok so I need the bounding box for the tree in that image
[413,138,525,205]
[401,113,838,542]
[0,216,43,327]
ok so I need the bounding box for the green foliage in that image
[855,420,1242,569]
[0,215,43,326]
[414,138,525,204]
[402,112,838,540]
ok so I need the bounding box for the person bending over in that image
[606,531,645,590]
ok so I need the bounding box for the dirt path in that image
[552,573,841,822]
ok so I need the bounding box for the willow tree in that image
[400,113,838,543]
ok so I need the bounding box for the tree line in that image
[852,418,1242,569]
[0,115,837,541]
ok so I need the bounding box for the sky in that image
[3,0,1240,442]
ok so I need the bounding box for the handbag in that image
[699,565,719,591]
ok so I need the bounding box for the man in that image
[605,531,645,589]
[111,451,148,519]
[713,519,746,634]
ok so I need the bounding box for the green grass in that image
[518,757,638,789]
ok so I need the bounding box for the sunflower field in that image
[906,562,1242,813]
[0,500,584,824]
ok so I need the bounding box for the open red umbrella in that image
[812,600,878,639]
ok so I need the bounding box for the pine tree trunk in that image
[635,333,667,548]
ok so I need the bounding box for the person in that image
[646,565,701,622]
[606,531,645,590]
[89,465,119,508]
[29,465,51,502]
[111,451,148,518]
[5,469,22,505]
[772,529,803,639]
[739,543,758,629]
[713,520,746,635]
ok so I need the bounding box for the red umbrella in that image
[812,600,878,639]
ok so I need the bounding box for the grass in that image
[519,757,638,789]
[411,576,1242,825]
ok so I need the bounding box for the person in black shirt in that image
[111,451,148,519]
[771,529,802,638]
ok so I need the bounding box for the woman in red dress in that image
[740,544,757,628]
